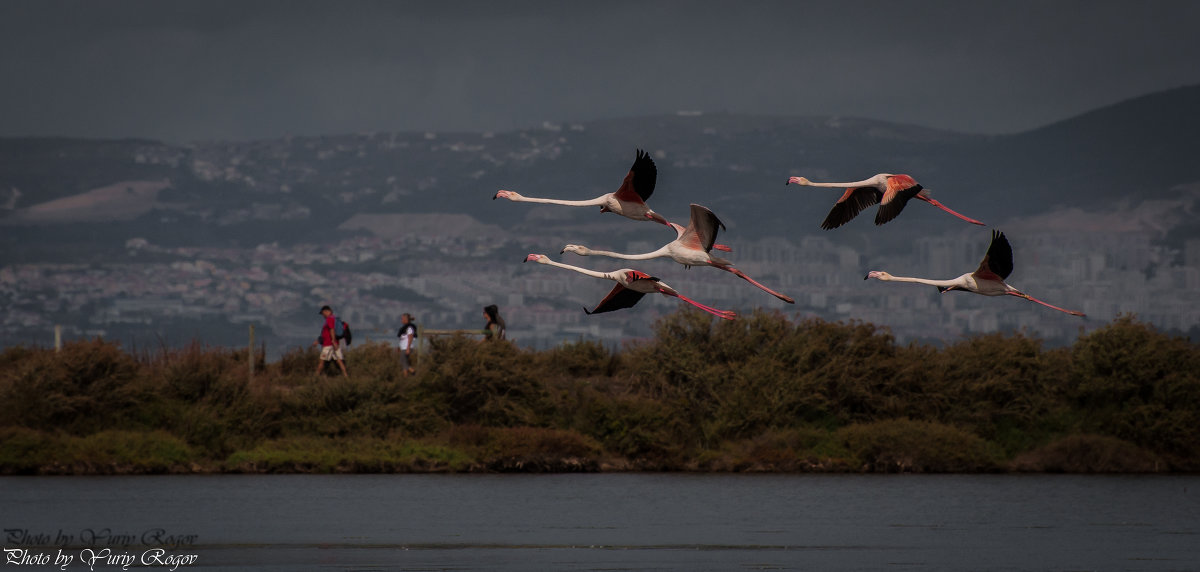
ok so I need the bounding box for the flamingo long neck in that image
[584,245,670,261]
[511,194,607,207]
[537,258,615,280]
[879,274,964,288]
[803,176,883,189]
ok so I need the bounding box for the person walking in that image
[483,304,506,341]
[396,313,417,377]
[313,305,349,377]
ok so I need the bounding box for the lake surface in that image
[1,474,1197,571]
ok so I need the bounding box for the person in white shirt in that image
[396,313,417,376]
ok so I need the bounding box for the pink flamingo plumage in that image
[495,149,671,226]
[865,230,1085,316]
[523,254,736,320]
[786,173,985,230]
[560,204,794,304]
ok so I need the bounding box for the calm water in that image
[1,474,1197,571]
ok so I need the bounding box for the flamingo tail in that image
[1010,292,1085,317]
[923,198,986,226]
[726,267,795,304]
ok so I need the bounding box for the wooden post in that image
[248,324,255,379]
[54,325,62,352]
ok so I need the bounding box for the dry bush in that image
[836,419,1001,473]
[416,336,554,426]
[1011,434,1166,472]
[446,425,601,471]
[0,340,147,433]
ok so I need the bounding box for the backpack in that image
[333,316,352,346]
[397,324,416,338]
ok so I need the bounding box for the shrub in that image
[0,340,146,433]
[154,343,240,401]
[223,437,471,473]
[695,427,845,472]
[447,425,601,471]
[416,336,554,426]
[0,427,59,474]
[0,428,195,474]
[836,419,1001,472]
[1011,434,1166,473]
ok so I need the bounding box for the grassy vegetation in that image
[1,312,1196,474]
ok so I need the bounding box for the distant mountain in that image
[951,84,1200,215]
[2,85,1198,259]
[3,86,1199,353]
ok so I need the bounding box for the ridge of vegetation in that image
[1,312,1195,474]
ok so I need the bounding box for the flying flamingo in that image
[560,204,795,304]
[523,254,736,319]
[786,173,985,230]
[494,149,671,226]
[864,230,1085,316]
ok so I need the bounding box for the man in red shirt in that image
[313,305,349,377]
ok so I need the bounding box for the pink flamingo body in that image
[523,254,736,320]
[865,230,1085,316]
[786,173,985,230]
[561,204,794,304]
[495,149,670,226]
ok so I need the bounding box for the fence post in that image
[248,324,255,379]
[54,325,62,352]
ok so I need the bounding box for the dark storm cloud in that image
[1,0,1198,141]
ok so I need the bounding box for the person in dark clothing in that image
[483,304,506,341]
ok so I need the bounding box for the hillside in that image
[4,86,1200,238]
[1,86,1199,352]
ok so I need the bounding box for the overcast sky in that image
[1,0,1198,142]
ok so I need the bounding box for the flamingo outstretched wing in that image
[974,230,1014,281]
[822,187,882,230]
[679,204,726,252]
[613,149,658,204]
[875,175,924,226]
[584,283,647,315]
